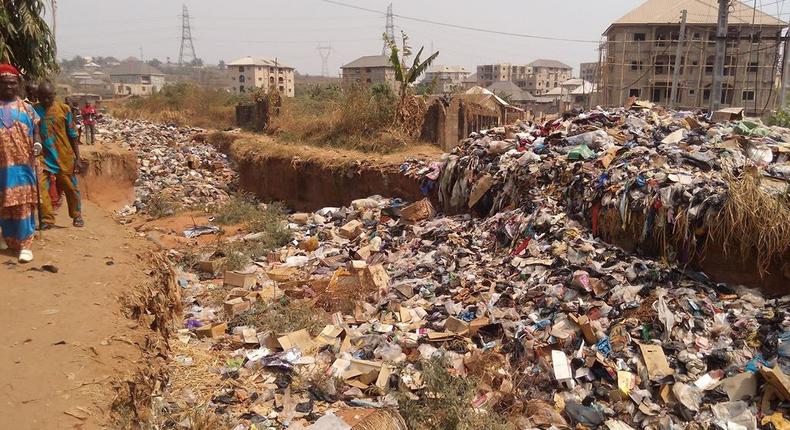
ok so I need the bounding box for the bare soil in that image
[0,201,154,429]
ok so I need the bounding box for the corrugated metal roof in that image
[227,56,294,69]
[486,81,537,101]
[341,55,393,69]
[426,65,469,74]
[108,61,164,76]
[528,59,572,69]
[607,0,785,32]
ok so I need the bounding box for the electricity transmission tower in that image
[382,3,394,55]
[178,4,198,66]
[317,43,332,77]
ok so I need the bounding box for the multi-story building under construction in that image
[600,0,785,114]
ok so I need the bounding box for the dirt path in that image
[0,201,152,429]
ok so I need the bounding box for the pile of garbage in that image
[161,186,790,429]
[405,104,790,278]
[99,117,238,215]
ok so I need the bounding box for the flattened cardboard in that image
[277,329,316,354]
[638,343,674,380]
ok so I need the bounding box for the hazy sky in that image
[53,0,788,76]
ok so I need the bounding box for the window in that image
[629,89,641,97]
[239,85,245,92]
[366,78,372,83]
[692,32,701,40]
[655,62,666,74]
[279,85,284,92]
[366,68,371,73]
[723,56,737,76]
[239,75,245,83]
[238,66,244,72]
[630,61,643,71]
[278,77,284,83]
[742,90,755,101]
[270,76,275,84]
[703,89,710,101]
[258,77,262,81]
[689,89,695,95]
[634,33,646,41]
[748,62,758,73]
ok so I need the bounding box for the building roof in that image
[607,0,785,33]
[528,59,572,70]
[426,65,470,74]
[463,73,478,83]
[486,81,537,102]
[108,61,164,76]
[227,56,294,69]
[341,55,392,69]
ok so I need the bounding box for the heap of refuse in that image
[164,193,790,429]
[110,104,790,429]
[404,104,790,281]
[99,117,238,215]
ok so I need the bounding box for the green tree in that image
[384,31,439,103]
[0,0,57,79]
[147,58,162,68]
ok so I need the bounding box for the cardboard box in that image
[198,260,221,273]
[224,297,251,317]
[196,322,228,339]
[224,271,256,289]
[339,220,363,239]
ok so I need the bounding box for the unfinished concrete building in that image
[227,57,295,97]
[524,59,573,95]
[340,55,397,91]
[476,60,572,95]
[600,0,785,114]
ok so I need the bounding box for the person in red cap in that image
[0,63,43,263]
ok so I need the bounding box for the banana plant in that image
[385,31,439,103]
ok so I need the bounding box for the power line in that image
[321,0,598,44]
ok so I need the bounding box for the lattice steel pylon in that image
[178,4,198,65]
[317,43,332,77]
[382,3,394,55]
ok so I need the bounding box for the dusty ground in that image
[0,201,153,429]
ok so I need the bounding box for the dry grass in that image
[110,82,243,129]
[709,167,790,277]
[269,84,414,153]
[228,297,326,336]
[168,342,229,404]
[397,358,514,430]
[212,196,292,271]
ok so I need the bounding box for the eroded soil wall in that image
[235,156,426,212]
[79,144,138,210]
[227,142,788,295]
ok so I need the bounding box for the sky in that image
[53,0,788,76]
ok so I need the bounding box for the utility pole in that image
[669,10,687,108]
[780,29,790,108]
[178,4,198,66]
[382,3,395,55]
[317,43,332,77]
[51,0,57,59]
[710,0,729,111]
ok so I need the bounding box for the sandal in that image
[40,223,54,231]
[18,249,33,263]
[73,217,85,228]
